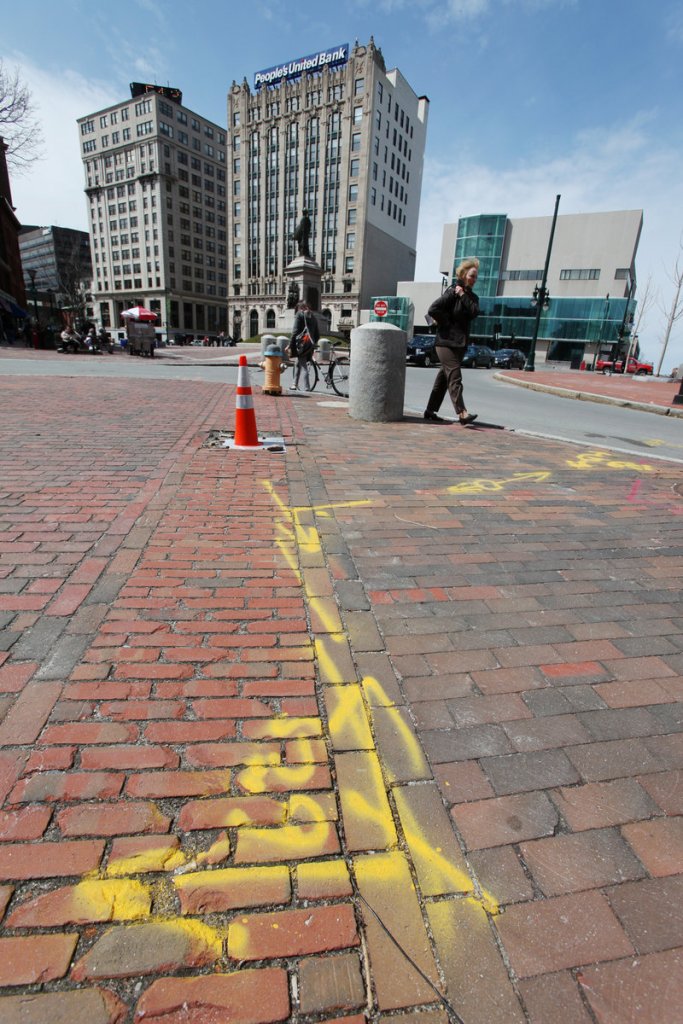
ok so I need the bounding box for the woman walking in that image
[424,257,480,425]
[289,301,319,391]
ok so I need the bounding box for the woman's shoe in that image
[424,410,446,422]
[459,413,478,425]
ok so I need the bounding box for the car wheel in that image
[425,352,436,367]
[635,369,647,376]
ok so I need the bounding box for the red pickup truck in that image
[595,355,653,375]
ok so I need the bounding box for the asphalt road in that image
[2,354,682,464]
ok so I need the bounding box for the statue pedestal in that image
[279,256,326,335]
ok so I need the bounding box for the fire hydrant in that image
[262,344,284,395]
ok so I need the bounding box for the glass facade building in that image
[445,210,641,363]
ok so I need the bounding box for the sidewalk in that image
[0,365,682,1022]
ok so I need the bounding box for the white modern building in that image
[78,85,228,340]
[227,38,428,339]
[400,208,643,365]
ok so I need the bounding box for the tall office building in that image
[78,86,228,339]
[227,38,428,339]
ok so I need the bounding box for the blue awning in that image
[9,302,28,317]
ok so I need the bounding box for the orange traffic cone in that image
[233,355,261,447]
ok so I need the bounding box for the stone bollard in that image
[318,337,331,362]
[348,322,406,422]
[275,335,289,356]
[261,334,276,357]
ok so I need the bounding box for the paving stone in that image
[354,850,440,1011]
[468,845,535,905]
[495,891,633,977]
[0,932,78,985]
[228,904,358,960]
[0,988,127,1024]
[519,826,646,896]
[638,768,683,814]
[371,705,431,782]
[335,749,397,851]
[433,760,495,804]
[393,782,473,896]
[567,737,665,782]
[606,875,683,954]
[621,817,683,876]
[551,778,659,830]
[518,971,594,1024]
[428,898,526,1023]
[298,951,365,1014]
[481,749,579,795]
[72,920,222,979]
[133,968,290,1023]
[421,724,513,764]
[578,948,683,1024]
[450,791,559,851]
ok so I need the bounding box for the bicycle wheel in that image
[329,357,349,398]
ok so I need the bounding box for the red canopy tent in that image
[121,306,157,322]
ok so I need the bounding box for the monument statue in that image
[293,208,312,259]
[286,281,300,310]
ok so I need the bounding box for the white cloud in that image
[415,115,683,366]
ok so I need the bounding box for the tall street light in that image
[525,194,561,372]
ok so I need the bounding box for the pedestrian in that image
[289,300,319,391]
[423,257,480,425]
[217,331,226,347]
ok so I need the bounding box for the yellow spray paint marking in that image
[447,471,552,494]
[263,479,500,917]
[237,764,326,794]
[105,846,187,878]
[566,450,654,472]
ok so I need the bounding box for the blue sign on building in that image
[254,44,349,89]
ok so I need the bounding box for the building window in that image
[134,99,152,116]
[350,159,359,178]
[346,232,355,250]
[81,120,95,135]
[560,268,601,281]
[354,78,364,96]
[345,257,354,273]
[353,106,363,125]
[137,121,154,137]
[347,209,357,225]
[348,184,358,201]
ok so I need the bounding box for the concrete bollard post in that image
[348,322,407,422]
[261,334,276,356]
[318,338,331,362]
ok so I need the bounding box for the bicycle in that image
[286,342,350,398]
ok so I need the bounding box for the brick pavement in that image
[0,360,682,1023]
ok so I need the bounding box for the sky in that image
[3,0,683,368]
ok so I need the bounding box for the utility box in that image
[126,320,156,357]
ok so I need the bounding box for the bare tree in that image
[623,274,656,366]
[0,60,44,172]
[656,235,683,377]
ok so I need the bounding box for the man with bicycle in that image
[289,301,319,391]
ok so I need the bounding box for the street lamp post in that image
[525,194,561,372]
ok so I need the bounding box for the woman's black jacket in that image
[427,284,479,350]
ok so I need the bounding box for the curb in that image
[495,372,683,418]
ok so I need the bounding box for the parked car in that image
[595,355,654,375]
[407,334,439,367]
[493,348,527,369]
[462,344,494,368]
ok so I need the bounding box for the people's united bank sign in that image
[254,44,349,89]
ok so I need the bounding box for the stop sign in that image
[374,300,388,317]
